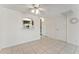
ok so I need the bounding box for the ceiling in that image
[0,4,79,17]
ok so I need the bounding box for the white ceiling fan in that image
[26,4,45,14]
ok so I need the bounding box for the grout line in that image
[73,46,78,54]
[58,43,67,54]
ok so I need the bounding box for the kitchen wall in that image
[0,6,40,48]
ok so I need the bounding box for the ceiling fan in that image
[26,4,45,14]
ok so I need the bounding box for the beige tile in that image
[0,36,78,54]
[0,43,35,54]
[60,43,77,54]
[74,47,79,54]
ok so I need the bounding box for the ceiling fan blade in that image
[39,8,46,11]
[26,6,34,9]
[24,4,34,8]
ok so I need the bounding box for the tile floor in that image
[0,36,79,54]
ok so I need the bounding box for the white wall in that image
[67,5,79,46]
[42,5,70,42]
[0,6,40,48]
[45,15,66,41]
[45,5,79,46]
[45,17,56,39]
[55,15,66,41]
[67,15,79,46]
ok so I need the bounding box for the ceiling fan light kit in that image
[32,4,40,9]
[30,4,41,14]
[31,9,40,14]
